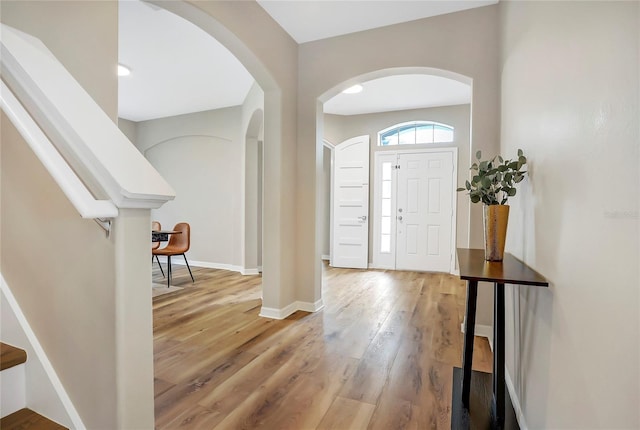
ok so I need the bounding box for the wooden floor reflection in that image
[153,262,492,429]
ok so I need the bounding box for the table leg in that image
[492,282,505,428]
[461,279,478,409]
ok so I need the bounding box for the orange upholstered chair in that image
[151,221,164,277]
[152,222,194,287]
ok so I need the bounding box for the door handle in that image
[358,215,367,221]
[398,216,403,221]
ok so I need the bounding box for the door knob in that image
[398,216,403,221]
[398,208,403,213]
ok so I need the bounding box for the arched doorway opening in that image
[146,0,292,314]
[316,67,473,281]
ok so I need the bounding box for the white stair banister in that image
[0,23,175,210]
[1,80,118,219]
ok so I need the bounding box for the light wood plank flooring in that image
[152,263,492,429]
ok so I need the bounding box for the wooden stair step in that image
[0,408,67,430]
[1,342,27,371]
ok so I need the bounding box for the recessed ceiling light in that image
[342,84,363,94]
[118,64,131,76]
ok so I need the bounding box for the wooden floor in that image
[152,262,492,430]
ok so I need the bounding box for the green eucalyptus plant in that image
[457,149,528,205]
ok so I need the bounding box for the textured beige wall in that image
[500,1,639,427]
[0,1,118,121]
[299,5,500,322]
[0,2,157,428]
[1,111,119,427]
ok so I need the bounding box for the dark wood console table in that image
[456,248,548,429]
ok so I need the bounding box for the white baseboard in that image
[259,299,324,320]
[460,321,493,350]
[321,255,330,261]
[241,268,260,276]
[155,256,259,276]
[505,368,528,430]
[296,299,324,313]
[1,274,84,429]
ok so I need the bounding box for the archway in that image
[150,0,296,315]
[315,66,474,289]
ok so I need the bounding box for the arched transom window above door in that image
[378,121,454,146]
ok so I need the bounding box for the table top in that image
[457,248,548,287]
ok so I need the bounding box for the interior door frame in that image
[323,139,335,265]
[372,146,458,273]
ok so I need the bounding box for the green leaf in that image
[498,156,504,163]
[515,175,524,183]
[518,149,523,157]
[481,176,491,188]
[508,161,519,170]
[501,197,508,204]
[519,155,526,165]
[456,187,466,192]
[465,180,471,190]
[508,188,517,196]
[476,150,482,160]
[471,195,480,203]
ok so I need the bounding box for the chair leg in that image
[154,255,165,278]
[167,255,172,288]
[183,254,195,283]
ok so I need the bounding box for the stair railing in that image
[1,80,118,235]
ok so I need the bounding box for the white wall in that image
[117,117,137,144]
[500,1,639,428]
[134,108,244,269]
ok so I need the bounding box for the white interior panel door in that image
[395,151,453,272]
[332,135,370,269]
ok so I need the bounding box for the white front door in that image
[331,135,370,269]
[373,149,455,272]
[396,151,454,272]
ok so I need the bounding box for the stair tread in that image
[0,342,27,371]
[0,408,67,430]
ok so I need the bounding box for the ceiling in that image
[324,74,470,116]
[118,0,254,122]
[256,0,498,44]
[118,0,493,122]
